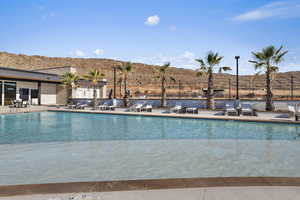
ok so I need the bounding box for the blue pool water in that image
[0,111,300,186]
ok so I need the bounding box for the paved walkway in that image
[0,106,50,114]
[54,107,299,123]
[1,187,300,200]
[0,105,296,124]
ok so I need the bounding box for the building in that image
[0,66,107,106]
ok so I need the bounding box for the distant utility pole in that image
[235,56,240,100]
[228,78,231,99]
[178,80,181,98]
[291,75,294,100]
[113,67,117,99]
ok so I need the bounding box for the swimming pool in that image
[0,111,300,186]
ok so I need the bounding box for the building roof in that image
[0,67,61,83]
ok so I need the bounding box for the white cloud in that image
[133,51,198,69]
[169,25,177,31]
[145,15,160,26]
[93,49,104,56]
[233,0,300,22]
[69,50,86,57]
[183,51,195,59]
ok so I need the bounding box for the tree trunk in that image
[123,75,129,107]
[93,85,97,110]
[67,88,72,104]
[207,73,215,110]
[266,67,274,111]
[161,77,167,108]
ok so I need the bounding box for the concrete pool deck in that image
[50,107,300,124]
[1,187,300,200]
[1,106,299,124]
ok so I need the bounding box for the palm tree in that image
[61,72,79,104]
[118,62,133,107]
[249,45,288,111]
[195,51,231,110]
[156,62,176,108]
[84,69,105,109]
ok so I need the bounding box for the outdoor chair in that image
[171,105,182,114]
[98,102,109,110]
[186,107,198,114]
[295,105,300,121]
[225,104,238,116]
[288,105,296,118]
[108,99,117,111]
[67,103,76,109]
[76,103,88,110]
[142,104,152,112]
[241,104,255,116]
[128,104,141,112]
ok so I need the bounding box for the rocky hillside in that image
[1,51,299,97]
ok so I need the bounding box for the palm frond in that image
[170,76,176,82]
[218,66,231,73]
[196,71,206,77]
[274,50,288,64]
[195,59,205,66]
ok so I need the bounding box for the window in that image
[19,88,29,101]
[4,81,16,105]
[31,89,39,99]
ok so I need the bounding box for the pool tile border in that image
[51,109,300,124]
[1,177,300,197]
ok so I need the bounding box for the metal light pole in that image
[228,78,231,99]
[235,56,240,100]
[178,80,181,98]
[113,67,117,99]
[291,75,294,100]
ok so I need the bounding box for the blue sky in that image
[0,0,300,74]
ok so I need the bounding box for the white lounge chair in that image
[108,99,117,110]
[296,105,300,121]
[98,102,108,110]
[288,105,296,118]
[225,104,237,116]
[129,103,143,112]
[77,103,88,110]
[135,104,143,112]
[186,107,198,114]
[67,104,76,109]
[241,104,255,116]
[142,104,152,112]
[171,105,182,114]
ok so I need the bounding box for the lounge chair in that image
[76,103,88,110]
[142,104,152,112]
[171,105,182,114]
[296,105,300,121]
[225,104,237,116]
[134,104,143,112]
[98,102,109,110]
[67,103,77,109]
[128,103,143,112]
[108,99,117,111]
[186,107,198,114]
[288,105,296,118]
[241,104,255,116]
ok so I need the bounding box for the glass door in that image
[4,81,16,105]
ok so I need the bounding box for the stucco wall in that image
[56,85,68,105]
[41,83,57,105]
